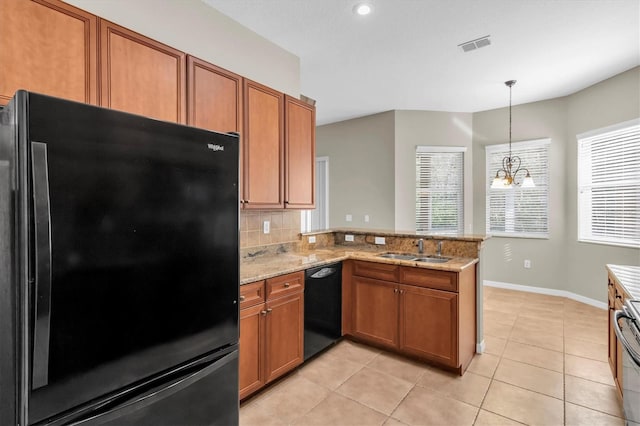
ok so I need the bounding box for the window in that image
[416,146,465,234]
[486,139,550,238]
[577,119,640,248]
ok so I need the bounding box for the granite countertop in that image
[607,264,640,299]
[302,227,489,242]
[241,245,479,285]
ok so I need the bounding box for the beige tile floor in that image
[240,286,624,426]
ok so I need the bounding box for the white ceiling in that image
[202,0,640,125]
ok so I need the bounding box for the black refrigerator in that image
[0,91,240,425]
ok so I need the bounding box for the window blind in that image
[486,139,550,238]
[416,147,465,234]
[578,119,640,248]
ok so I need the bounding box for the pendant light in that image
[491,80,535,189]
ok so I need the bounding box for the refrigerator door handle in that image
[31,141,52,390]
[68,349,238,425]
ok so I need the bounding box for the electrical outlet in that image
[374,236,385,245]
[263,220,270,234]
[345,234,354,242]
[346,214,352,222]
[364,215,370,222]
[308,235,316,244]
[524,259,531,269]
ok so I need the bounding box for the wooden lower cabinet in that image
[239,272,304,400]
[239,302,265,400]
[264,292,304,382]
[399,284,458,366]
[607,272,628,399]
[346,260,475,374]
[352,277,398,349]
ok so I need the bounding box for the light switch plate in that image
[263,220,270,234]
[364,215,370,222]
[345,234,355,242]
[346,214,352,222]
[308,235,316,244]
[374,236,385,245]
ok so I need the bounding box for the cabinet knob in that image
[616,294,623,300]
[240,200,244,204]
[261,310,267,315]
[284,282,290,288]
[239,295,246,301]
[393,288,398,293]
[266,308,273,313]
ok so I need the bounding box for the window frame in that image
[415,145,466,235]
[577,118,640,249]
[485,138,551,239]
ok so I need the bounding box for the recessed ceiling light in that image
[353,3,372,16]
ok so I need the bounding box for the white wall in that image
[316,111,396,229]
[472,98,569,293]
[564,67,640,301]
[394,111,473,232]
[65,0,300,97]
[473,67,640,302]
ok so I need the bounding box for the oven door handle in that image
[614,308,640,367]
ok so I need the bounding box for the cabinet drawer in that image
[400,267,458,292]
[266,271,304,300]
[240,280,265,309]
[353,261,399,282]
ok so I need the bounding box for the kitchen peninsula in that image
[239,229,488,399]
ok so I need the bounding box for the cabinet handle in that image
[616,294,623,300]
[400,289,404,294]
[261,310,267,315]
[284,282,290,288]
[240,200,244,204]
[284,201,289,204]
[239,295,246,301]
[266,308,273,313]
[393,288,398,293]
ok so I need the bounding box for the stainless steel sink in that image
[413,256,450,263]
[377,253,451,263]
[377,253,417,260]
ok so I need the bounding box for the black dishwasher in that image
[304,262,342,360]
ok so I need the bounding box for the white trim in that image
[483,280,607,310]
[416,145,467,153]
[485,138,551,153]
[576,117,640,141]
[476,340,485,354]
[318,157,330,229]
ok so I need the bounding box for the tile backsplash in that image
[240,210,301,248]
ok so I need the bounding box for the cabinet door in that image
[399,284,458,367]
[284,95,315,208]
[264,292,303,383]
[607,282,616,377]
[99,20,186,123]
[239,303,265,400]
[242,80,284,209]
[0,0,97,105]
[614,296,624,396]
[187,56,242,133]
[351,276,398,349]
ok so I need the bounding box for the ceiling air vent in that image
[459,35,491,52]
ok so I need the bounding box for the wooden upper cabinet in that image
[99,19,186,123]
[187,56,243,133]
[0,0,97,105]
[284,96,315,209]
[243,80,284,209]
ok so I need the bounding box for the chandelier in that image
[491,80,535,189]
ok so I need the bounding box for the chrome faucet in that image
[436,241,443,257]
[416,238,424,254]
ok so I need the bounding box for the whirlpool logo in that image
[207,143,225,152]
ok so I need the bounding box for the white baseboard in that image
[483,280,607,310]
[476,340,485,354]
